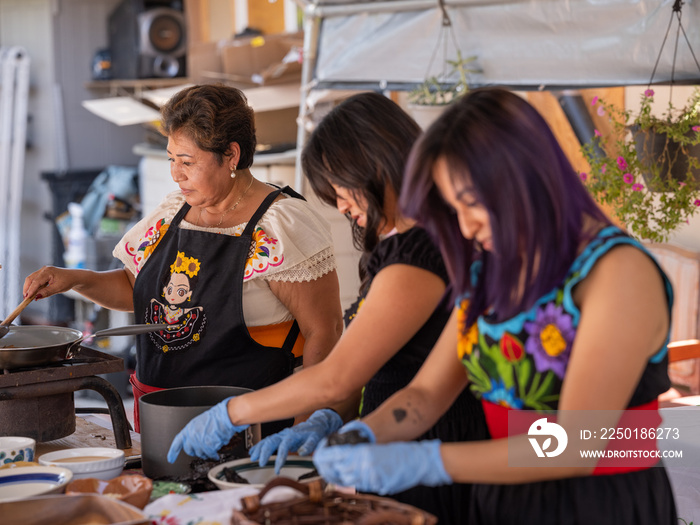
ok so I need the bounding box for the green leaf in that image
[463,356,491,391]
[515,358,533,398]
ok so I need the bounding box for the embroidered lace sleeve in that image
[251,196,337,283]
[112,191,185,276]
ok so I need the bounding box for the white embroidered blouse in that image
[113,189,337,326]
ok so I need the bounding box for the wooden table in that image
[36,415,141,465]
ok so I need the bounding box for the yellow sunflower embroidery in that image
[456,298,478,359]
[169,251,201,277]
[458,323,479,360]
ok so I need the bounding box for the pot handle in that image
[67,323,170,358]
[92,323,170,338]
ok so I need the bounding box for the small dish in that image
[0,437,36,464]
[65,474,153,509]
[208,456,318,490]
[38,447,125,480]
[0,465,73,502]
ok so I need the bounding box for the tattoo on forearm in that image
[393,408,407,423]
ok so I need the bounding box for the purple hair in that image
[400,87,612,327]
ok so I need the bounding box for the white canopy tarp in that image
[299,0,700,90]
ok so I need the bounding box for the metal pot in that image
[0,324,168,370]
[139,385,261,480]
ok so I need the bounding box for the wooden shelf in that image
[85,78,191,97]
[85,78,189,89]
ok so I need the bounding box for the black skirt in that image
[468,466,677,525]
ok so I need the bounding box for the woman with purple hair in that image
[312,87,677,524]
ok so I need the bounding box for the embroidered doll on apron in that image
[130,188,300,435]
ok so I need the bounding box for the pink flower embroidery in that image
[632,183,644,191]
[580,172,588,181]
[591,96,598,105]
[679,181,687,187]
[644,89,655,97]
[694,199,700,206]
[594,129,602,137]
[623,173,634,184]
[693,126,700,132]
[597,106,606,117]
[601,165,607,173]
[617,157,628,170]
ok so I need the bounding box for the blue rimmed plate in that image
[0,466,73,502]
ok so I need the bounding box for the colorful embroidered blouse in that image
[457,226,673,412]
[113,189,336,326]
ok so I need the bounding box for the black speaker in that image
[108,0,187,79]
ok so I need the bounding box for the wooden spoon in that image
[0,283,47,339]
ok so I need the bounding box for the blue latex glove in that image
[167,397,249,463]
[326,419,376,444]
[313,436,451,495]
[249,408,343,474]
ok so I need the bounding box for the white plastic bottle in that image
[64,202,87,269]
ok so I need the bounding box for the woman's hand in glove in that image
[249,408,343,474]
[312,435,452,495]
[167,397,249,462]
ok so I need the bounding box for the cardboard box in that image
[255,106,298,149]
[220,32,303,86]
[187,41,223,83]
[244,83,301,149]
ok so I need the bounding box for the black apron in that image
[133,186,302,435]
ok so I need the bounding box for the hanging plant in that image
[580,89,700,243]
[407,52,479,106]
[407,0,480,108]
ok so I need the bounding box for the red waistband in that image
[481,398,661,475]
[129,373,164,396]
[129,373,165,433]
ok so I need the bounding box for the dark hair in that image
[302,92,421,289]
[160,83,257,169]
[401,87,612,327]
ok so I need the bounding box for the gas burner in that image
[0,347,132,448]
[1,346,122,381]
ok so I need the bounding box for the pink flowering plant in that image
[580,88,700,243]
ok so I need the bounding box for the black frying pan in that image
[0,323,168,370]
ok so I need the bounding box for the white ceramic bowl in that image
[208,456,318,490]
[0,437,36,465]
[38,447,125,480]
[0,465,73,502]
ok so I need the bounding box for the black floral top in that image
[457,226,673,413]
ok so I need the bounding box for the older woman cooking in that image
[22,84,344,434]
